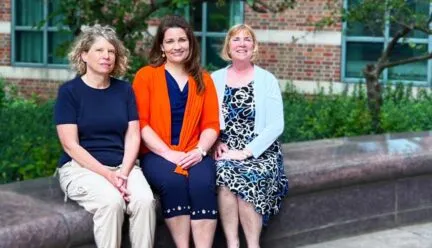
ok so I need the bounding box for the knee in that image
[218,186,234,197]
[99,193,125,213]
[130,195,155,213]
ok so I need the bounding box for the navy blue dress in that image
[140,70,218,220]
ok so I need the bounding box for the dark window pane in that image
[347,22,384,37]
[206,37,227,70]
[346,0,384,37]
[189,3,202,31]
[207,2,230,32]
[207,0,242,32]
[48,31,73,64]
[48,0,63,27]
[346,42,383,78]
[16,0,44,26]
[15,31,43,63]
[388,43,427,81]
[390,0,429,39]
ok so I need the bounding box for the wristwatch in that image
[195,146,207,157]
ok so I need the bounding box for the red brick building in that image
[0,0,427,98]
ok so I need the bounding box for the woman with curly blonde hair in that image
[54,24,155,248]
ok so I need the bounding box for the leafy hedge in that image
[2,80,432,183]
[281,82,432,142]
[0,80,61,184]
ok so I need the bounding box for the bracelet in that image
[196,146,207,157]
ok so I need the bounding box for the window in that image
[343,0,431,85]
[12,0,72,66]
[186,0,243,69]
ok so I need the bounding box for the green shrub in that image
[3,79,432,184]
[0,84,61,184]
[281,82,432,143]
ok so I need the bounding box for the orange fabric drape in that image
[132,65,220,175]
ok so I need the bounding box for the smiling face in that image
[161,27,190,65]
[81,36,116,76]
[228,30,255,63]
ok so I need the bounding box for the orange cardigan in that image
[132,65,220,171]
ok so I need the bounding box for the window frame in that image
[186,0,244,67]
[342,0,432,86]
[11,0,69,68]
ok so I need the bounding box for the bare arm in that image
[56,124,122,186]
[119,120,141,177]
[141,125,187,164]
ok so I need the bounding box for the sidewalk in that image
[298,222,432,248]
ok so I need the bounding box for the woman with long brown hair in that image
[132,15,220,248]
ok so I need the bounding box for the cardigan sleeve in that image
[132,67,151,130]
[245,72,284,158]
[199,72,220,134]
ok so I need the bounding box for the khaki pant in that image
[58,160,156,248]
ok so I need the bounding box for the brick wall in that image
[0,33,10,65]
[0,0,11,21]
[244,0,342,31]
[256,43,341,82]
[245,0,343,82]
[5,79,61,99]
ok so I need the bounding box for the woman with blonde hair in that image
[211,24,289,248]
[54,24,155,248]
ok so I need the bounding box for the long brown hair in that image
[149,15,204,94]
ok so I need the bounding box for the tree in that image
[49,0,296,80]
[319,0,432,132]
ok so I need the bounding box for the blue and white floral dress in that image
[215,81,289,225]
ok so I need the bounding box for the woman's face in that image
[228,30,254,63]
[161,27,190,65]
[81,37,116,76]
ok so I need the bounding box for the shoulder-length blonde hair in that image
[221,24,259,62]
[148,15,205,94]
[68,24,129,77]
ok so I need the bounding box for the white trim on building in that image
[0,22,11,34]
[148,26,342,46]
[0,66,75,81]
[254,30,341,46]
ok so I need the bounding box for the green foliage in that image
[4,78,432,183]
[0,84,61,184]
[281,82,432,143]
[47,0,296,81]
[281,83,373,142]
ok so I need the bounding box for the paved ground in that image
[298,222,432,248]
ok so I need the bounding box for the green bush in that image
[0,80,61,184]
[281,82,432,143]
[2,79,432,184]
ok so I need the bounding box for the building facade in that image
[0,0,429,98]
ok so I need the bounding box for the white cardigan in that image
[211,65,284,158]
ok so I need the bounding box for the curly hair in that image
[68,24,129,77]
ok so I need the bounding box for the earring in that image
[161,51,165,58]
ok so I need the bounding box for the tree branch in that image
[381,52,432,69]
[376,26,411,71]
[393,19,432,35]
[250,0,295,13]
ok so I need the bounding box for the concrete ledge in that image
[2,131,432,247]
[263,131,432,247]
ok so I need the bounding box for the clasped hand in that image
[213,141,248,161]
[106,170,130,201]
[162,149,203,170]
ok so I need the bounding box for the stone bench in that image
[1,131,432,247]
